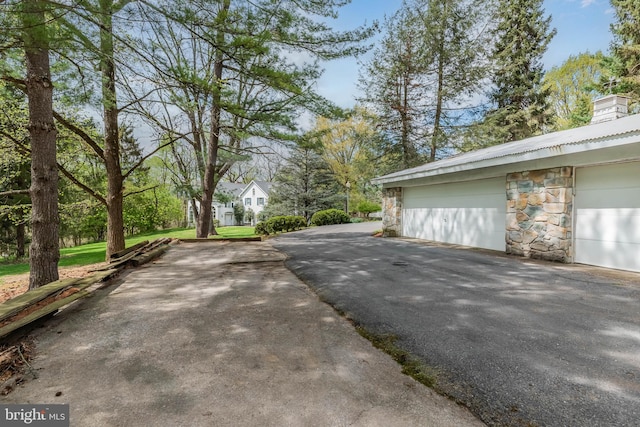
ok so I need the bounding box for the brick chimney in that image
[591,94,629,124]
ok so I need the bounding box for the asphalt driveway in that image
[272,222,640,426]
[3,240,481,426]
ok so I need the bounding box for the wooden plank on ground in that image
[130,246,169,267]
[0,269,119,334]
[0,289,91,339]
[72,269,120,290]
[0,278,81,322]
[109,240,149,260]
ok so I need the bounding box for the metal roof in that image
[373,113,640,185]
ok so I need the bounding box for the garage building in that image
[373,96,640,272]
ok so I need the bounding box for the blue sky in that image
[316,0,616,107]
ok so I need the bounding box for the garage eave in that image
[373,114,640,186]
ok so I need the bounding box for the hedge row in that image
[310,209,350,226]
[255,216,307,235]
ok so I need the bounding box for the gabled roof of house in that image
[373,113,640,185]
[217,182,246,197]
[254,181,273,194]
[239,180,273,198]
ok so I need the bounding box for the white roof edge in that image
[373,115,640,185]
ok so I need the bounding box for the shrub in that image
[254,215,308,235]
[254,222,268,235]
[350,217,364,223]
[310,209,351,226]
[357,200,382,218]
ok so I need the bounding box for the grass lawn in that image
[0,226,255,279]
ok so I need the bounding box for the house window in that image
[257,197,265,206]
[244,197,252,206]
[252,188,255,196]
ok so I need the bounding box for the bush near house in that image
[254,216,307,235]
[357,200,382,218]
[310,209,350,226]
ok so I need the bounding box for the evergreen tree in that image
[6,0,61,287]
[263,143,341,222]
[484,0,556,144]
[359,0,491,168]
[609,0,640,99]
[568,96,593,128]
[136,0,374,238]
[359,6,426,169]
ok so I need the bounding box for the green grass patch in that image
[0,263,31,277]
[210,226,255,239]
[0,226,256,281]
[356,326,439,388]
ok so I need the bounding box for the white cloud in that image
[581,0,596,7]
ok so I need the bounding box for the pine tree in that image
[484,0,556,144]
[138,0,374,237]
[263,143,341,222]
[19,0,61,287]
[359,0,491,168]
[609,0,640,99]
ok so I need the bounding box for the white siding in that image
[402,177,506,251]
[575,162,640,272]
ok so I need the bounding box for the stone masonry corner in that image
[382,187,403,237]
[506,167,573,263]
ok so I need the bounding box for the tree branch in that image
[122,133,181,181]
[57,162,107,206]
[0,189,30,197]
[53,110,105,160]
[124,184,158,198]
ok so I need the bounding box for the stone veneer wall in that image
[506,167,573,262]
[382,187,403,237]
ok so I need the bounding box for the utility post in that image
[345,181,351,214]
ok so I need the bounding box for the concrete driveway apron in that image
[3,240,482,427]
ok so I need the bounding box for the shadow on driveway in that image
[273,223,640,426]
[3,240,482,427]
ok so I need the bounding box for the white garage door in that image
[402,177,506,251]
[575,162,640,272]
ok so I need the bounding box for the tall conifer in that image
[485,0,556,143]
[609,0,640,99]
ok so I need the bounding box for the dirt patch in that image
[0,263,106,304]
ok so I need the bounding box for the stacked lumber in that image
[0,269,118,340]
[0,238,176,340]
[94,237,175,271]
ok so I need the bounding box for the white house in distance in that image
[187,180,273,227]
[238,180,273,225]
[373,95,640,273]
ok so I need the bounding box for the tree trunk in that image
[100,0,125,258]
[196,0,230,238]
[22,0,60,288]
[430,29,446,163]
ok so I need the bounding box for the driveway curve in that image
[272,222,640,426]
[3,240,481,427]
